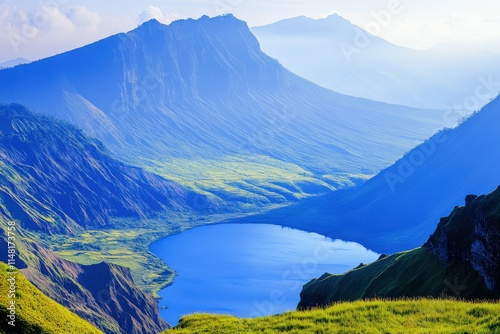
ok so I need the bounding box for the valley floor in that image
[42,211,275,295]
[166,299,500,334]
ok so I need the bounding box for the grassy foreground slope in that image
[0,262,102,334]
[167,299,500,334]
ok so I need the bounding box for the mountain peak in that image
[325,13,353,24]
[252,13,356,36]
[140,18,163,27]
[135,13,245,31]
[130,14,253,52]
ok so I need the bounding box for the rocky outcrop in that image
[298,187,500,309]
[425,189,500,291]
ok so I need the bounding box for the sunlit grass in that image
[44,226,175,295]
[142,155,338,208]
[167,299,500,333]
[0,262,103,333]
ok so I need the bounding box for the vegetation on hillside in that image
[0,103,213,235]
[299,248,499,309]
[299,187,500,309]
[0,262,102,334]
[166,299,500,334]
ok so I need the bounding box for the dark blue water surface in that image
[150,224,378,325]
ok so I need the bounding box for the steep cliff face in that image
[0,262,103,334]
[425,189,500,291]
[0,228,168,334]
[298,188,500,309]
[0,104,213,235]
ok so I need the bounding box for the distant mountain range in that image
[237,94,500,253]
[252,15,500,110]
[298,187,500,308]
[0,15,453,211]
[0,58,30,69]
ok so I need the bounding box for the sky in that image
[1,0,500,63]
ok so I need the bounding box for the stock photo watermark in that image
[340,0,404,62]
[5,220,18,327]
[248,243,335,317]
[385,74,500,192]
[441,278,467,298]
[110,64,165,119]
[213,0,243,15]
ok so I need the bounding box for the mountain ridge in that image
[0,261,103,334]
[252,14,500,109]
[236,95,500,253]
[0,104,213,235]
[0,15,452,211]
[0,228,169,334]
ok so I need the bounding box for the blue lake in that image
[150,224,379,325]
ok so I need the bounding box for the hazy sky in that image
[1,0,500,63]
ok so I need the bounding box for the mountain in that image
[0,58,30,69]
[0,15,453,211]
[0,262,102,334]
[252,15,500,110]
[298,188,500,309]
[239,95,500,253]
[0,104,205,332]
[0,104,212,235]
[0,229,169,334]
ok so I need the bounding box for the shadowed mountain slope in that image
[0,261,103,334]
[0,104,212,235]
[0,228,169,334]
[239,95,500,253]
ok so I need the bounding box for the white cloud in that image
[0,4,129,63]
[1,1,500,62]
[66,6,100,28]
[138,5,180,25]
[374,13,500,51]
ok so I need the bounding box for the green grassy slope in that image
[0,262,102,334]
[0,103,213,235]
[299,248,499,309]
[166,299,500,334]
[299,187,500,308]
